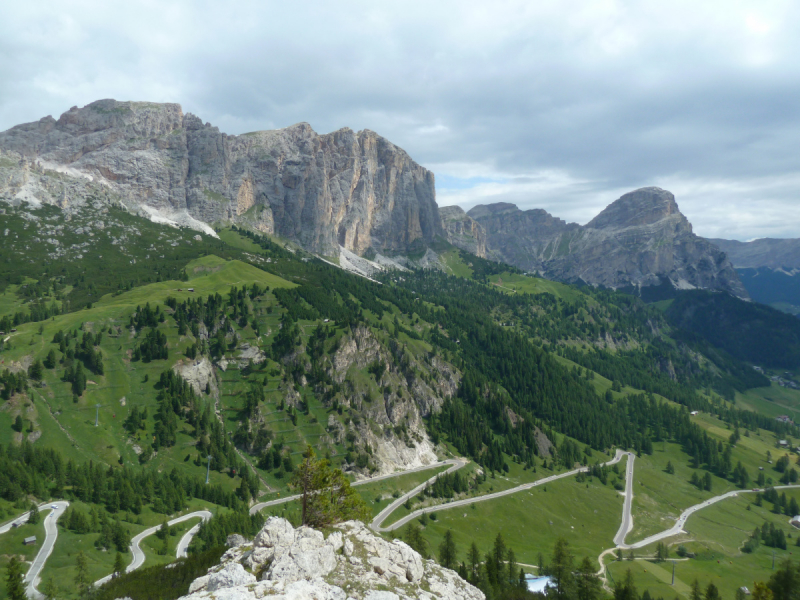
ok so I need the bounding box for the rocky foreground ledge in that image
[179,517,484,600]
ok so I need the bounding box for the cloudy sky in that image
[1,0,799,240]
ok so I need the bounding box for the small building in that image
[23,536,36,545]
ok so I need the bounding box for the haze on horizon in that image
[1,0,798,242]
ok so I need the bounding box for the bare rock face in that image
[181,517,484,600]
[440,205,486,257]
[468,187,748,298]
[0,100,442,256]
[327,325,460,476]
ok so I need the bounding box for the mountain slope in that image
[0,99,441,256]
[467,187,748,299]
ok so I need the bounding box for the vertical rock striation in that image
[0,100,441,256]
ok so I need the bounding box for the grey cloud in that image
[1,0,799,240]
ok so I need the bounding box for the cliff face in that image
[468,187,749,298]
[440,205,486,257]
[0,99,441,256]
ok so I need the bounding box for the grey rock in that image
[226,534,248,548]
[180,518,483,600]
[469,187,748,298]
[0,100,442,256]
[440,205,486,257]
[206,562,256,592]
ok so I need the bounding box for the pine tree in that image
[113,552,126,578]
[576,556,602,600]
[551,538,575,600]
[438,530,457,570]
[5,556,26,600]
[41,577,58,600]
[74,551,90,593]
[29,502,40,525]
[468,541,481,580]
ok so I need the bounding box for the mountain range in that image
[3,99,799,306]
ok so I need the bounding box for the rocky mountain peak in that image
[587,187,684,230]
[466,188,748,298]
[0,100,441,256]
[180,517,483,600]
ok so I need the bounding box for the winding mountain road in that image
[618,483,800,549]
[375,450,629,533]
[370,459,467,531]
[94,510,212,587]
[0,501,70,600]
[248,459,463,515]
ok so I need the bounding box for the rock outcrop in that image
[440,205,486,257]
[468,187,748,298]
[0,100,442,256]
[181,517,484,600]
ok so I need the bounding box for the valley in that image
[1,113,800,599]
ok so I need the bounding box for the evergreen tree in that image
[75,551,90,594]
[691,579,703,600]
[291,445,370,527]
[41,577,58,600]
[113,552,126,578]
[438,529,457,570]
[706,582,721,600]
[29,502,40,525]
[402,523,429,559]
[550,538,576,600]
[614,569,638,600]
[4,556,26,600]
[468,541,481,581]
[576,556,602,600]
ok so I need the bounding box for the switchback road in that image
[375,450,628,533]
[94,510,212,587]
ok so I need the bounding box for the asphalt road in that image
[94,510,213,587]
[612,453,635,546]
[248,459,463,515]
[370,459,466,531]
[376,449,627,533]
[618,483,800,549]
[9,501,70,600]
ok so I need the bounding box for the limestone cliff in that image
[440,205,486,257]
[0,100,442,256]
[468,187,748,298]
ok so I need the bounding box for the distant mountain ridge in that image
[0,99,441,256]
[706,238,800,315]
[0,100,748,299]
[707,237,800,270]
[463,187,748,299]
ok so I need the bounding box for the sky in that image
[1,0,799,240]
